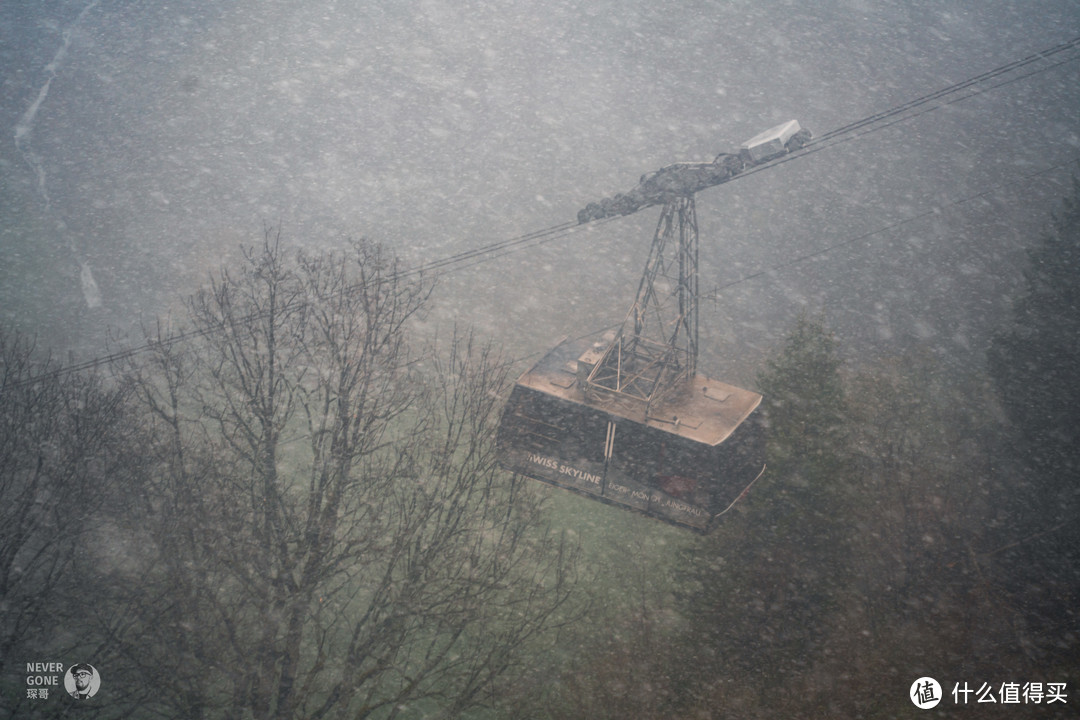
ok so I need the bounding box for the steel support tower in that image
[583,195,699,412]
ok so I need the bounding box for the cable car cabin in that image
[497,334,765,533]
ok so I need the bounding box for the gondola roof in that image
[517,334,761,447]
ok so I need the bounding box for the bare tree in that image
[0,329,135,717]
[108,232,577,719]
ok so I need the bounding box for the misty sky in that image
[1,0,1078,379]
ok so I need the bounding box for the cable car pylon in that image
[581,196,699,414]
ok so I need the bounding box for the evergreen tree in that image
[674,313,853,716]
[986,174,1080,674]
[757,311,848,482]
[988,174,1080,477]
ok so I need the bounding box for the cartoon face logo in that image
[65,664,100,700]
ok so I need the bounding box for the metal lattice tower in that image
[583,195,699,410]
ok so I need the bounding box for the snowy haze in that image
[1,0,1078,378]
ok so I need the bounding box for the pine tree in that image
[757,311,848,482]
[988,174,1080,477]
[673,313,853,715]
[986,174,1080,674]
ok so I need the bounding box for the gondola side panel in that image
[496,385,611,499]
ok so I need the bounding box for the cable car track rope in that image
[10,36,1080,386]
[408,34,1080,274]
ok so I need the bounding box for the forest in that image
[1,178,1078,719]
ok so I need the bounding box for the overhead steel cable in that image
[401,219,582,277]
[7,36,1079,387]
[407,214,628,277]
[796,54,1080,160]
[49,154,1072,383]
[814,35,1080,146]
[704,158,1079,296]
[407,32,1080,275]
[521,157,1079,366]
[727,37,1080,180]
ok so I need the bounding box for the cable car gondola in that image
[496,333,764,532]
[497,122,806,531]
